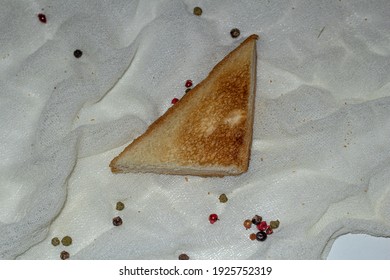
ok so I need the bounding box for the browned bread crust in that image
[110,34,259,176]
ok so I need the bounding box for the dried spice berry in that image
[256,231,267,242]
[209,213,219,224]
[245,215,279,241]
[178,253,190,260]
[185,88,191,93]
[60,250,70,260]
[251,215,262,225]
[185,80,193,88]
[193,7,202,16]
[61,236,72,246]
[51,237,60,246]
[113,216,123,226]
[218,193,228,203]
[116,201,125,211]
[73,49,83,58]
[243,219,252,229]
[171,98,179,104]
[257,221,268,231]
[249,233,257,240]
[38,13,47,23]
[270,220,280,229]
[230,28,240,38]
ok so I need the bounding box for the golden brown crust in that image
[206,34,258,80]
[175,65,250,168]
[110,34,259,176]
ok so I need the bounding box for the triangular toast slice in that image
[110,34,258,176]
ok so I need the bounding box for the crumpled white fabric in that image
[1,0,390,259]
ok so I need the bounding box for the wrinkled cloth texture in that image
[1,0,390,259]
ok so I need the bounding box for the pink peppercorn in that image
[185,80,193,88]
[38,13,47,23]
[209,213,219,224]
[257,221,268,231]
[171,98,179,104]
[266,226,273,235]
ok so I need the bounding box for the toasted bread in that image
[110,34,258,176]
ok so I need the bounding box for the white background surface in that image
[1,0,390,260]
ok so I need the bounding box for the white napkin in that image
[1,0,390,259]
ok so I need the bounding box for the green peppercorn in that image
[116,201,125,211]
[270,220,280,229]
[193,7,202,16]
[51,237,60,246]
[230,28,240,38]
[185,88,191,93]
[219,193,228,203]
[61,236,73,246]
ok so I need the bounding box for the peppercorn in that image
[171,97,179,104]
[230,28,240,38]
[256,231,267,241]
[249,233,257,240]
[51,237,60,246]
[60,250,70,260]
[38,13,47,23]
[73,49,83,58]
[218,193,228,203]
[266,226,273,235]
[193,7,202,16]
[251,215,262,225]
[185,88,191,93]
[61,236,72,246]
[178,253,190,260]
[257,221,268,231]
[270,220,280,229]
[243,219,252,229]
[185,80,193,88]
[116,201,125,211]
[113,216,123,226]
[209,213,219,224]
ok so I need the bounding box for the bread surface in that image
[110,34,259,176]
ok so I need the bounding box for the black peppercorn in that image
[60,251,70,260]
[113,216,123,226]
[178,253,190,260]
[251,215,262,225]
[256,231,267,241]
[38,13,47,23]
[230,28,240,38]
[73,49,83,58]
